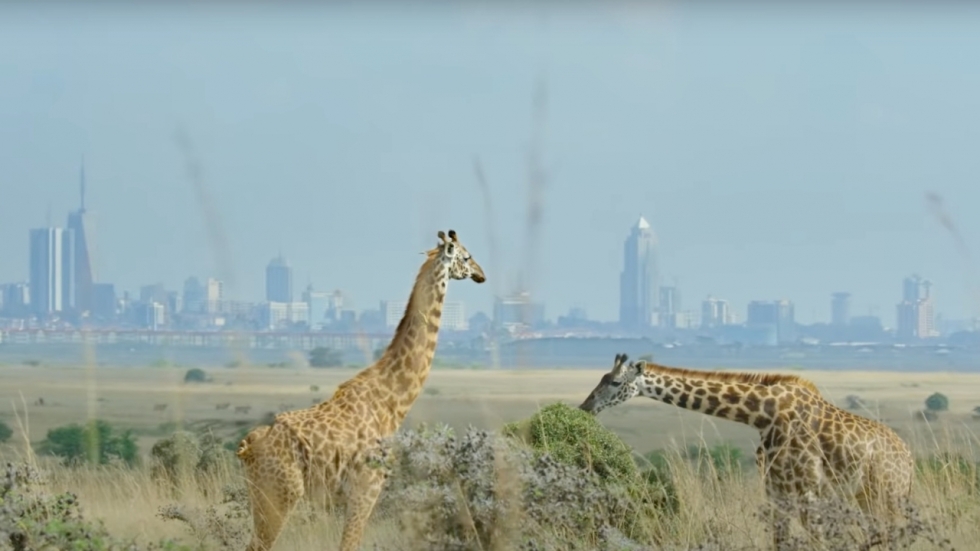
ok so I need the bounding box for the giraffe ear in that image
[630,360,645,376]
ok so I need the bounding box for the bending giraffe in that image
[579,354,914,550]
[236,230,485,551]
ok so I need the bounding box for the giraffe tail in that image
[236,425,272,461]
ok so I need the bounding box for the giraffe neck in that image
[376,254,448,417]
[634,364,792,433]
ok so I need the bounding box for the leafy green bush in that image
[502,402,638,481]
[925,392,949,412]
[0,420,13,443]
[39,420,139,466]
[379,423,666,550]
[183,368,210,383]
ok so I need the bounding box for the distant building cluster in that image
[0,166,973,348]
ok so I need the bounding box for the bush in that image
[309,347,343,367]
[378,423,667,550]
[925,392,949,412]
[0,420,13,443]
[502,402,638,481]
[184,368,210,383]
[39,420,139,466]
[0,462,191,550]
[150,431,235,497]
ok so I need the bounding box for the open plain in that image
[2,364,980,549]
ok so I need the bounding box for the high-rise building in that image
[91,283,117,321]
[700,295,731,328]
[29,227,75,316]
[182,277,205,313]
[204,278,224,313]
[302,284,331,329]
[619,215,660,329]
[658,286,680,327]
[266,254,293,303]
[831,292,851,327]
[896,275,935,340]
[0,282,30,317]
[66,161,95,316]
[747,299,796,344]
[493,292,545,329]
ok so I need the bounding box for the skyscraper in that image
[29,227,74,316]
[619,215,660,329]
[700,295,731,328]
[831,292,851,326]
[66,161,95,315]
[896,275,934,340]
[266,254,293,303]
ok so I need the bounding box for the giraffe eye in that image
[608,380,622,387]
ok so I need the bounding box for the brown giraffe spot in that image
[734,409,750,424]
[743,393,761,412]
[676,393,690,409]
[694,388,707,396]
[721,390,741,404]
[715,406,732,418]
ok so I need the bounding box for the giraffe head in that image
[579,353,644,415]
[435,229,486,283]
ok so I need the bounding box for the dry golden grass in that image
[1,364,979,549]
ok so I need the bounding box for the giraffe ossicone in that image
[580,353,915,549]
[237,229,485,551]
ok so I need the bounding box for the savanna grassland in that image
[1,363,979,550]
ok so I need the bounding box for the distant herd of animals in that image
[38,229,917,551]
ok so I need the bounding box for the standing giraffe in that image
[236,229,485,551]
[579,354,914,550]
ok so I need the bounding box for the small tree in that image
[309,347,343,368]
[925,392,949,412]
[184,368,210,383]
[40,420,139,466]
[0,420,13,443]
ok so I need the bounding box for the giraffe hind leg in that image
[241,428,306,551]
[339,464,388,551]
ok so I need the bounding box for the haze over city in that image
[2,3,979,326]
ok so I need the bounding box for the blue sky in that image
[1,3,979,325]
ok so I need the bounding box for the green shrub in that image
[925,392,949,412]
[39,419,139,466]
[0,420,13,443]
[183,368,210,383]
[502,402,638,482]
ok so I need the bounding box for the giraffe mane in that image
[640,362,822,395]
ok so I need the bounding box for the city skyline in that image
[1,5,979,324]
[0,181,955,336]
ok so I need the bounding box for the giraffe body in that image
[579,354,914,549]
[237,230,485,551]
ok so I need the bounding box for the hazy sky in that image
[2,3,979,325]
